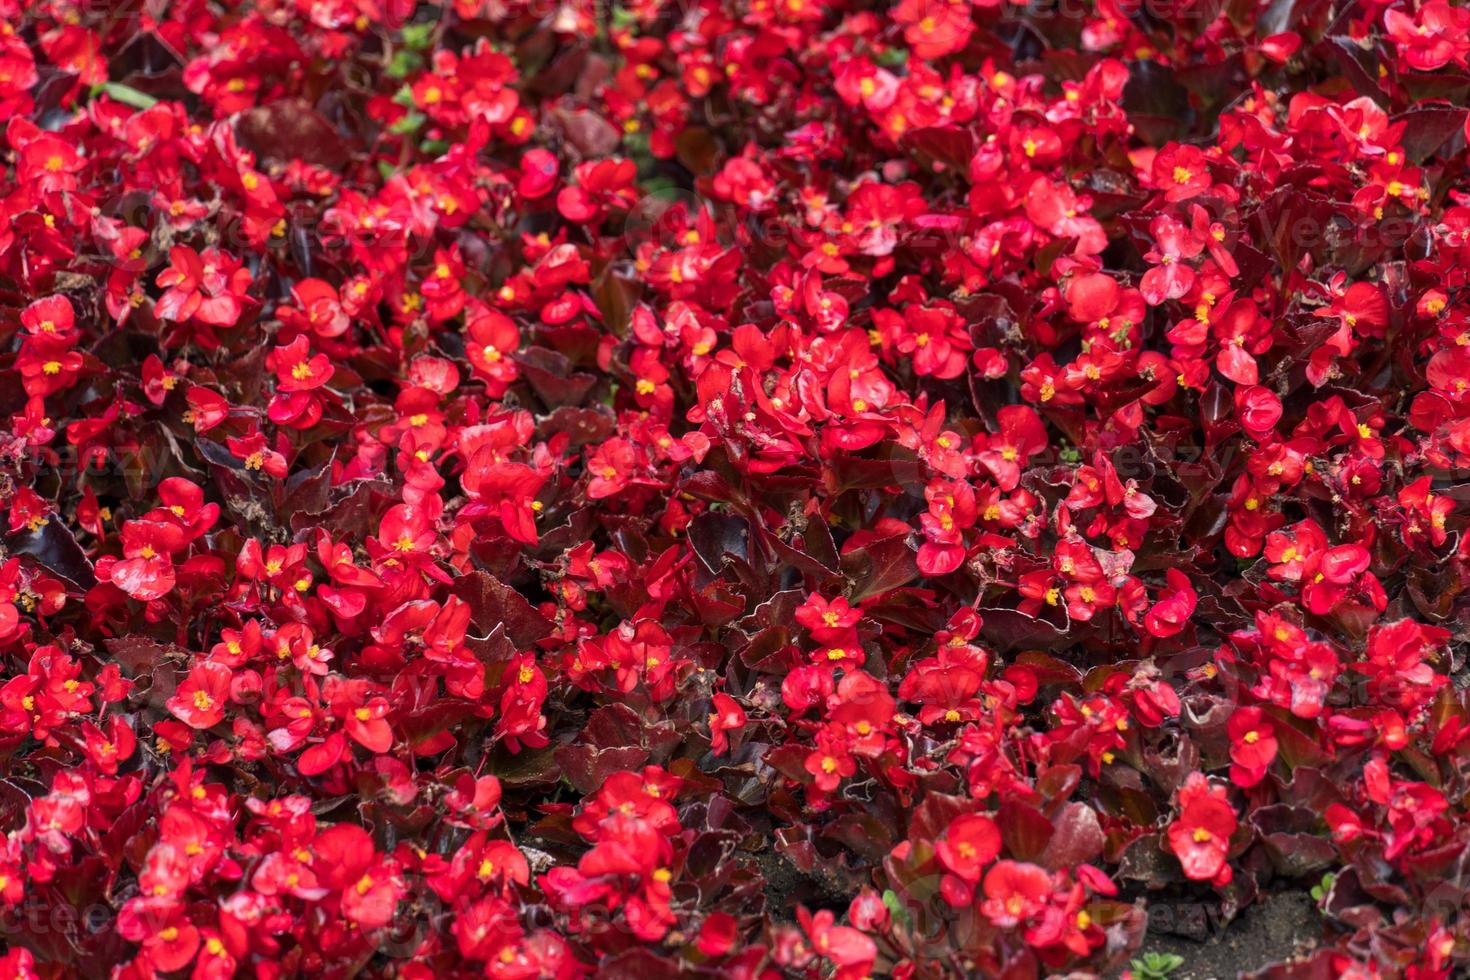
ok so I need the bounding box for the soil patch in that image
[1130,891,1323,979]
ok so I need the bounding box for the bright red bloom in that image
[798,906,878,974]
[1152,143,1213,202]
[155,245,253,327]
[977,406,1049,492]
[1143,569,1197,638]
[1140,213,1206,306]
[17,341,83,398]
[556,158,638,223]
[1226,707,1278,787]
[107,520,188,601]
[707,693,747,755]
[936,812,1002,906]
[980,861,1052,928]
[168,662,232,730]
[795,593,862,642]
[20,295,76,342]
[466,307,522,393]
[893,0,974,58]
[1167,774,1237,884]
[278,278,350,339]
[1384,1,1470,71]
[269,335,335,393]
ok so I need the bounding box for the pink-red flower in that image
[1167,774,1237,884]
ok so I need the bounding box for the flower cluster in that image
[1,0,1470,977]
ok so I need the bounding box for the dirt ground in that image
[1130,891,1322,979]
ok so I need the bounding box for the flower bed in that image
[1,0,1469,977]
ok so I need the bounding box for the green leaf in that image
[881,890,911,930]
[400,22,435,49]
[386,49,423,79]
[874,47,909,69]
[1128,952,1187,980]
[622,131,650,157]
[389,111,425,135]
[95,82,158,110]
[1129,952,1185,980]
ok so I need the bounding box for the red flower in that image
[338,689,393,753]
[798,906,877,974]
[893,0,974,58]
[1144,569,1198,638]
[804,727,856,794]
[1140,213,1206,305]
[936,812,1002,905]
[82,716,137,775]
[13,121,85,192]
[918,480,977,576]
[518,148,559,198]
[1235,384,1283,439]
[466,306,522,393]
[107,520,188,601]
[1152,143,1213,202]
[978,406,1049,491]
[707,693,746,755]
[134,914,200,973]
[269,335,335,393]
[421,246,467,322]
[1167,774,1236,884]
[585,439,639,499]
[1384,1,1470,71]
[16,342,83,398]
[795,593,862,642]
[556,158,638,223]
[20,295,77,342]
[317,825,404,930]
[168,662,232,730]
[698,910,738,957]
[278,278,350,339]
[1226,707,1278,787]
[980,861,1052,928]
[155,245,253,327]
